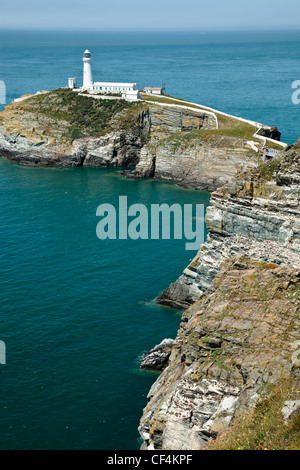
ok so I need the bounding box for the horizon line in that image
[0,27,300,33]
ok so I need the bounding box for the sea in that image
[0,29,299,450]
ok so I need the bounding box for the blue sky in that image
[1,0,300,30]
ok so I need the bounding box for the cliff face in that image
[1,90,298,450]
[140,142,300,450]
[0,89,149,167]
[158,142,300,309]
[131,134,258,191]
[124,103,265,191]
[0,89,267,190]
[139,257,300,450]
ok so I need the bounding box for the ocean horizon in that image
[1,29,300,143]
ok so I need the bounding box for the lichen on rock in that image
[0,89,266,190]
[139,257,300,450]
[158,141,300,309]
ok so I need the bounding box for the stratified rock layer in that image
[0,90,266,190]
[140,339,175,371]
[139,257,300,450]
[132,135,258,191]
[0,90,149,167]
[158,142,300,309]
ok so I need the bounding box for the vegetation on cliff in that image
[215,139,300,203]
[236,138,300,183]
[1,89,283,188]
[141,93,284,151]
[0,88,147,155]
[139,257,300,450]
[204,378,300,450]
[23,88,146,142]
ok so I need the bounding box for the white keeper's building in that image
[68,50,140,102]
[92,81,139,101]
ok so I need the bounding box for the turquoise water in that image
[0,30,300,450]
[0,159,210,449]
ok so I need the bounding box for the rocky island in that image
[0,88,285,191]
[0,89,299,450]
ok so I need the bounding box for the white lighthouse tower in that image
[83,50,93,90]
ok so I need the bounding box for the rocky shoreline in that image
[0,89,282,191]
[139,142,300,450]
[1,89,299,450]
[139,256,300,450]
[157,141,300,309]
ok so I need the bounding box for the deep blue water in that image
[0,159,210,450]
[0,30,299,450]
[0,30,300,143]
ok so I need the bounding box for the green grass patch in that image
[24,88,144,142]
[256,158,282,180]
[141,93,284,150]
[203,378,300,450]
[158,128,258,153]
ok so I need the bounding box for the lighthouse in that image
[83,50,93,89]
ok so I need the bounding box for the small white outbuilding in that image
[68,77,77,89]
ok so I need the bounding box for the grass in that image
[17,89,285,153]
[203,378,300,450]
[24,88,143,142]
[140,93,213,113]
[141,93,285,150]
[241,149,300,183]
[257,158,283,180]
[157,127,260,156]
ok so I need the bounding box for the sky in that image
[0,0,300,31]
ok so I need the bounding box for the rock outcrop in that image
[281,400,300,424]
[129,135,258,191]
[158,141,300,309]
[72,131,145,168]
[259,126,281,141]
[0,89,274,190]
[124,103,262,191]
[140,141,300,450]
[140,339,175,371]
[0,90,149,167]
[139,257,300,450]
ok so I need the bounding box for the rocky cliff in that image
[139,256,300,450]
[129,132,258,191]
[0,89,149,167]
[0,89,282,191]
[1,89,298,450]
[139,142,300,450]
[158,141,300,309]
